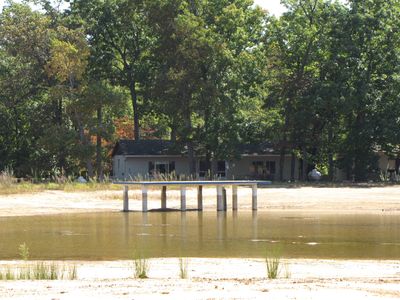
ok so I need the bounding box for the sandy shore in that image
[0,258,400,299]
[1,185,400,217]
[1,186,400,299]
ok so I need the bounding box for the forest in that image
[0,0,399,181]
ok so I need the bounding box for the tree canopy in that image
[0,0,399,181]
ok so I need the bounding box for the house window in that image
[155,161,169,174]
[250,161,276,179]
[199,160,211,177]
[149,161,175,176]
[266,161,276,175]
[217,161,226,178]
[251,161,264,176]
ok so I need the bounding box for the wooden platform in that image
[113,180,271,212]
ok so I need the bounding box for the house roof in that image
[112,140,182,156]
[237,142,275,155]
[112,139,277,157]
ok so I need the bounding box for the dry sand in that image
[0,185,400,299]
[1,185,400,216]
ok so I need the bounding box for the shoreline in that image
[0,258,400,299]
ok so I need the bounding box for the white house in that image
[111,140,398,181]
[111,140,299,181]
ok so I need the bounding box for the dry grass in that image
[0,181,121,196]
[0,263,77,280]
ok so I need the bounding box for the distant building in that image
[111,140,299,181]
[111,140,398,181]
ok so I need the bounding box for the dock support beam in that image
[232,185,238,211]
[217,186,223,211]
[161,186,167,210]
[222,188,227,211]
[142,185,148,212]
[252,184,257,210]
[123,185,129,212]
[180,186,187,211]
[197,185,203,211]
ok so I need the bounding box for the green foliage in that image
[0,0,399,181]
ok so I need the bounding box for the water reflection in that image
[0,212,399,260]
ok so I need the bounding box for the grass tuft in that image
[133,253,149,279]
[0,263,78,281]
[179,257,189,279]
[265,246,282,279]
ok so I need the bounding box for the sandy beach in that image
[1,185,400,216]
[0,185,400,299]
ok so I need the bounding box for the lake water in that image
[0,211,399,260]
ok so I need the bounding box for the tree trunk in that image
[187,141,196,176]
[205,150,212,179]
[129,79,140,140]
[76,112,93,178]
[170,126,177,141]
[290,152,296,181]
[328,127,334,181]
[182,89,196,176]
[279,146,285,181]
[96,106,103,181]
[57,97,65,171]
[302,148,308,180]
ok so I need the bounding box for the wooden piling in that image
[161,186,167,210]
[232,185,238,211]
[197,185,203,211]
[217,186,223,211]
[142,185,148,212]
[222,187,227,211]
[123,185,129,212]
[180,186,187,211]
[252,184,257,210]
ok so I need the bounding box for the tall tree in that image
[148,0,267,175]
[337,0,400,180]
[70,0,153,140]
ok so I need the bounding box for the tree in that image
[147,0,267,175]
[70,0,153,140]
[264,0,334,180]
[0,2,53,175]
[336,0,400,180]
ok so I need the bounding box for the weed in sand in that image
[133,253,149,279]
[0,263,78,281]
[179,257,189,279]
[265,246,282,279]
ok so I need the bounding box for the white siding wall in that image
[174,157,191,174]
[227,155,297,180]
[113,156,190,180]
[112,155,125,179]
[113,155,299,180]
[378,152,396,171]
